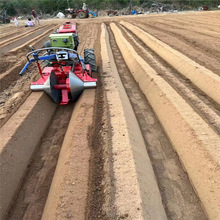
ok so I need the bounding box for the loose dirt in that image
[126,14,220,76]
[0,25,56,54]
[110,20,220,219]
[7,104,73,220]
[107,24,207,220]
[0,24,58,127]
[118,22,220,134]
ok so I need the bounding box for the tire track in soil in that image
[118,23,220,135]
[74,21,107,220]
[85,23,108,220]
[130,21,220,76]
[107,24,208,220]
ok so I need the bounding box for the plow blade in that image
[69,71,84,101]
[43,72,61,103]
[31,71,85,103]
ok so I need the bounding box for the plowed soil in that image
[0,11,220,220]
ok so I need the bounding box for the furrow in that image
[120,21,220,105]
[110,22,220,220]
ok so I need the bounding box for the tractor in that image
[45,21,80,51]
[19,21,97,105]
[65,8,89,19]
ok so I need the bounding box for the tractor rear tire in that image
[84,49,97,72]
[44,41,51,48]
[77,11,87,19]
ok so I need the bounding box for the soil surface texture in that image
[0,11,219,220]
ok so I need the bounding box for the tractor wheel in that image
[67,13,72,19]
[44,41,51,48]
[43,41,53,67]
[77,11,87,19]
[84,49,97,72]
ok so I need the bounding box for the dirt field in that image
[0,11,220,220]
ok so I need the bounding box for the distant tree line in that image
[0,0,219,16]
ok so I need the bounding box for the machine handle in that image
[19,54,57,75]
[38,54,56,61]
[20,48,80,75]
[19,62,30,75]
[26,47,79,62]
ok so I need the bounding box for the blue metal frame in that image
[19,51,84,75]
[19,54,56,75]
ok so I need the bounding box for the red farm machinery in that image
[19,21,97,105]
[65,8,89,19]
